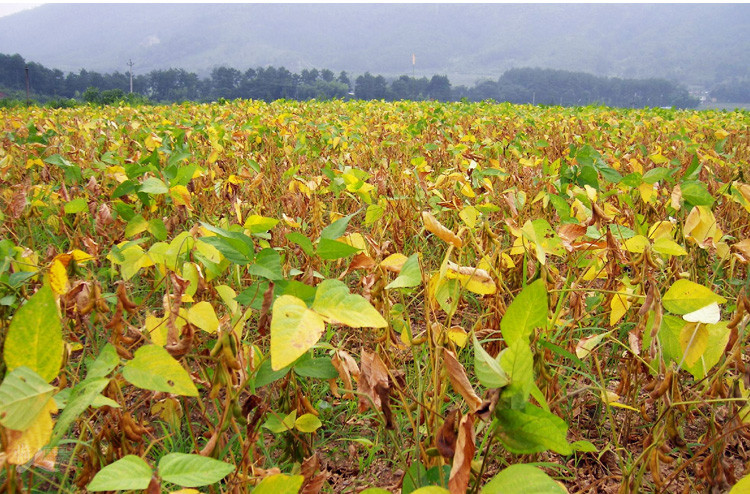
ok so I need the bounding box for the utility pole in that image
[25,65,30,106]
[412,53,415,79]
[127,59,134,93]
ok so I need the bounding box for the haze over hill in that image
[0,3,747,88]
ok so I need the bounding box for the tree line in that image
[0,52,706,108]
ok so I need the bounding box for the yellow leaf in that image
[459,206,478,229]
[652,238,687,257]
[7,398,57,465]
[169,185,192,209]
[679,322,709,367]
[610,286,632,326]
[422,211,462,248]
[271,295,325,370]
[447,326,468,348]
[648,221,674,241]
[342,233,368,252]
[71,249,93,264]
[445,261,496,295]
[623,235,650,254]
[684,206,719,248]
[459,182,476,198]
[186,301,219,333]
[639,182,656,204]
[145,313,169,346]
[380,253,408,273]
[49,258,68,295]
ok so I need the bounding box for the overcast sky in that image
[0,3,41,18]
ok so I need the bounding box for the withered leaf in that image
[437,408,460,459]
[443,348,483,413]
[358,350,390,416]
[448,412,476,494]
[423,211,462,248]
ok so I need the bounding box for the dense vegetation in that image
[0,100,749,493]
[0,52,702,108]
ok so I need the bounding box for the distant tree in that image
[210,66,242,99]
[337,71,351,89]
[427,75,452,101]
[355,72,387,100]
[320,69,334,83]
[301,68,319,85]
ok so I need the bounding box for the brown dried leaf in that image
[256,281,275,337]
[448,413,476,494]
[557,223,588,252]
[443,349,482,413]
[332,349,359,400]
[437,408,459,459]
[358,350,389,413]
[347,252,377,272]
[9,185,27,219]
[422,211,462,247]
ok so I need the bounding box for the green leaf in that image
[662,279,726,315]
[499,338,534,406]
[520,219,564,264]
[295,413,322,432]
[148,217,168,241]
[158,453,234,487]
[482,464,566,494]
[122,345,198,396]
[680,180,715,207]
[87,455,153,491]
[244,214,279,234]
[500,279,547,346]
[493,404,572,455]
[473,335,509,389]
[361,489,392,494]
[411,488,450,494]
[4,284,63,382]
[0,366,56,431]
[286,231,314,257]
[64,197,88,214]
[312,279,387,328]
[317,238,360,260]
[139,177,169,194]
[87,343,119,379]
[264,410,297,433]
[365,204,385,225]
[125,214,149,238]
[571,440,598,453]
[50,377,109,446]
[293,356,339,379]
[254,357,291,388]
[385,253,422,289]
[270,295,325,371]
[44,154,73,168]
[320,212,357,240]
[199,222,255,265]
[252,473,304,494]
[247,248,283,281]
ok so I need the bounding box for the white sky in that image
[0,0,741,19]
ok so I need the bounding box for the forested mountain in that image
[0,4,747,88]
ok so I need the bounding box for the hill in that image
[0,4,747,87]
